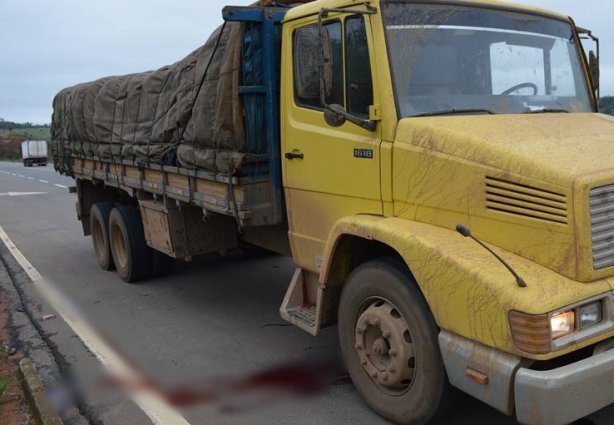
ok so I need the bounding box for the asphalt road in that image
[0,161,611,425]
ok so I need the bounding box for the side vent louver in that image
[590,184,614,269]
[485,177,568,225]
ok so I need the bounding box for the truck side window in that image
[345,16,373,117]
[294,21,343,109]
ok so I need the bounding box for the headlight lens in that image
[551,311,575,339]
[579,302,603,330]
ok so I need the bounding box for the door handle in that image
[285,152,304,160]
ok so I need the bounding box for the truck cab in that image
[279,1,614,423]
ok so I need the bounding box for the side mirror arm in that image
[325,104,377,131]
[577,25,600,99]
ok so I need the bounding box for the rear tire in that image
[338,258,452,425]
[90,202,115,271]
[109,206,149,283]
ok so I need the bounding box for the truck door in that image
[282,13,382,272]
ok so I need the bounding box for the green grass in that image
[0,127,50,140]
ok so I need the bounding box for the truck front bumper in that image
[439,332,614,425]
[515,339,614,425]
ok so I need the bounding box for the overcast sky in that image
[0,0,610,124]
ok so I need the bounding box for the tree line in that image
[600,97,614,116]
[0,119,50,131]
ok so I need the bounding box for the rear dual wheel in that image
[108,205,173,282]
[109,205,151,283]
[338,259,452,425]
[90,202,115,271]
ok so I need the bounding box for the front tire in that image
[109,206,149,283]
[338,258,450,425]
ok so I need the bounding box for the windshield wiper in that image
[411,108,497,118]
[522,108,569,114]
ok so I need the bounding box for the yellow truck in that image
[51,0,614,423]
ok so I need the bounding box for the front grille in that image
[591,184,614,269]
[485,177,568,225]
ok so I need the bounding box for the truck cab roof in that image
[283,0,569,23]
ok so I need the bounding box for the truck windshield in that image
[382,3,594,117]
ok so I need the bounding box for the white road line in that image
[0,192,47,197]
[54,184,67,189]
[0,225,42,281]
[0,224,192,425]
[11,173,18,176]
[38,179,49,184]
[27,177,35,180]
[18,175,25,178]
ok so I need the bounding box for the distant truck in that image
[21,140,48,167]
[51,1,614,424]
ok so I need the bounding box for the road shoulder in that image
[0,238,89,424]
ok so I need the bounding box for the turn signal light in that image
[509,311,551,354]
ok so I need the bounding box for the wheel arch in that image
[319,216,509,352]
[323,233,408,285]
[319,215,498,317]
[319,216,429,331]
[320,215,419,288]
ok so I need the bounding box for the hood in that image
[392,112,614,284]
[396,113,614,187]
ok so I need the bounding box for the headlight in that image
[579,302,603,330]
[551,310,575,339]
[510,296,612,354]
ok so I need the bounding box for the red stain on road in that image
[103,360,348,413]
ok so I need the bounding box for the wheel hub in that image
[372,338,388,356]
[354,299,416,390]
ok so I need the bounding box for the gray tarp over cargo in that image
[51,21,245,175]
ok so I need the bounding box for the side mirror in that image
[294,27,332,101]
[589,50,600,92]
[577,26,600,97]
[324,104,347,127]
[324,103,376,131]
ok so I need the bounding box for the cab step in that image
[279,268,341,336]
[286,306,317,328]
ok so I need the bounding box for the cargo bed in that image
[71,156,277,228]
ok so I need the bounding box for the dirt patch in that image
[0,135,25,161]
[0,290,35,425]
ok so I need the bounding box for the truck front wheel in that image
[109,206,149,283]
[90,202,115,271]
[338,259,451,425]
